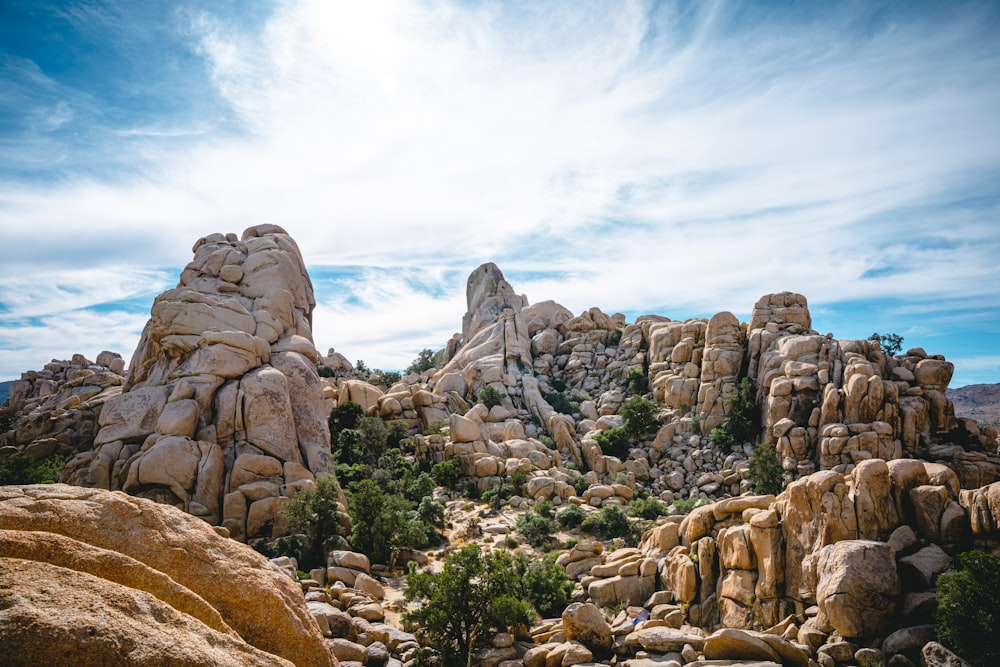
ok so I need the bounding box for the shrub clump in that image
[556,504,585,528]
[477,385,504,409]
[936,550,1000,666]
[709,377,759,450]
[748,440,786,495]
[580,505,640,543]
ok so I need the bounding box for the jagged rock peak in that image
[62,225,340,543]
[462,262,529,342]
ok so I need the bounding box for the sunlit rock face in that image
[62,224,337,542]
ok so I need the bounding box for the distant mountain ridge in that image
[0,380,13,405]
[949,383,1000,428]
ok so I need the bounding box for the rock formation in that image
[53,224,340,542]
[0,484,333,667]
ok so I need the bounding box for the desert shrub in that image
[477,385,504,409]
[621,395,658,438]
[329,401,363,442]
[594,426,630,459]
[406,348,437,375]
[545,391,577,415]
[539,435,556,450]
[482,469,526,509]
[709,377,759,450]
[580,505,640,542]
[629,496,669,519]
[404,546,535,666]
[281,475,345,569]
[607,328,623,347]
[515,552,574,618]
[377,370,402,386]
[431,459,461,490]
[316,364,335,378]
[625,366,648,394]
[936,550,1000,666]
[748,440,785,495]
[556,504,585,528]
[0,452,70,485]
[568,474,590,497]
[0,408,16,433]
[516,508,558,547]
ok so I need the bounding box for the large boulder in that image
[60,225,338,541]
[0,485,334,667]
[815,540,899,638]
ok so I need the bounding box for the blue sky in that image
[0,1,998,386]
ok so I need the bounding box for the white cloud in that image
[0,0,998,380]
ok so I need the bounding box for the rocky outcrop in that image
[0,484,333,667]
[55,225,339,541]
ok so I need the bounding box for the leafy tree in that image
[334,428,364,464]
[329,401,363,443]
[709,377,759,450]
[621,395,658,438]
[625,366,648,395]
[355,359,370,374]
[406,348,437,376]
[869,331,904,357]
[348,479,427,565]
[431,459,461,490]
[477,385,504,409]
[404,545,535,666]
[514,552,574,618]
[936,550,1000,666]
[281,475,345,569]
[748,440,786,495]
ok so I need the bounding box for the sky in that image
[0,0,998,387]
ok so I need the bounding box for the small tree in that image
[936,550,1000,666]
[709,377,759,450]
[621,395,658,439]
[869,332,904,357]
[747,440,785,495]
[404,545,534,666]
[281,475,345,570]
[406,348,437,375]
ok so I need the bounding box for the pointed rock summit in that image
[64,224,338,541]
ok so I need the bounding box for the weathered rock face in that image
[0,484,334,667]
[58,225,337,541]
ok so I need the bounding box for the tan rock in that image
[0,485,333,667]
[0,558,290,667]
[703,628,782,663]
[816,540,898,638]
[561,602,612,655]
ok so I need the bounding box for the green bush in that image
[625,366,647,394]
[0,452,70,485]
[580,505,640,542]
[621,395,658,439]
[329,401,363,442]
[709,377,759,450]
[629,496,669,519]
[316,364,335,378]
[404,546,535,666]
[748,440,785,495]
[545,391,577,415]
[515,552,574,618]
[477,385,504,409]
[280,475,345,569]
[936,550,1000,666]
[516,509,558,547]
[556,504,585,528]
[406,348,437,376]
[539,435,556,450]
[594,426,630,459]
[431,459,461,490]
[607,328,623,347]
[568,474,590,497]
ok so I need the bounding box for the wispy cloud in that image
[0,0,997,385]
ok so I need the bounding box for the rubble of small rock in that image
[3,232,1000,667]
